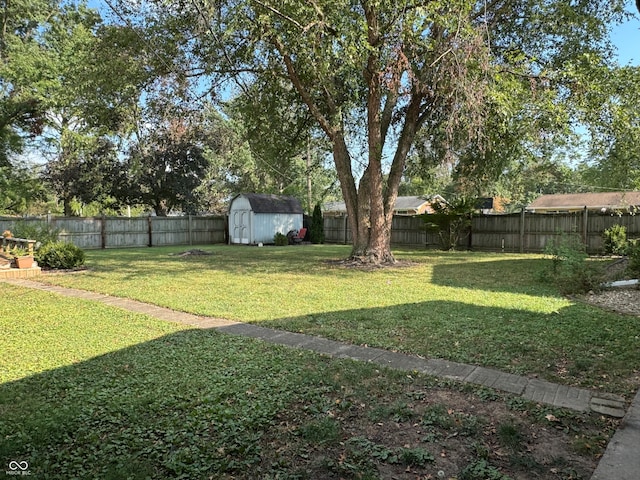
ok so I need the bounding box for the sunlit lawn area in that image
[36,244,640,396]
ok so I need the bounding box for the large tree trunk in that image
[274,7,417,265]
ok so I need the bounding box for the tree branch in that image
[271,37,336,140]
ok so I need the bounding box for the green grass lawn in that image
[36,244,640,396]
[0,283,618,479]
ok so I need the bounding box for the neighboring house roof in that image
[234,193,304,214]
[526,192,640,212]
[324,195,446,215]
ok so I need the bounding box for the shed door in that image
[232,210,250,244]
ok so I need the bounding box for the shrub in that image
[627,239,640,279]
[603,224,627,255]
[310,203,325,244]
[273,232,288,246]
[424,196,474,251]
[35,242,85,269]
[10,223,60,246]
[543,234,603,294]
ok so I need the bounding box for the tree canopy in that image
[125,0,632,262]
[2,0,638,241]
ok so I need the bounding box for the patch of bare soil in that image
[41,266,89,274]
[248,382,617,480]
[576,257,640,317]
[324,258,416,271]
[169,249,213,257]
[579,288,640,317]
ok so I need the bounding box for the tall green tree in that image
[579,65,640,191]
[125,86,214,215]
[2,0,152,214]
[43,136,126,214]
[0,0,54,166]
[139,0,629,263]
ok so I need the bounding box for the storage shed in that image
[228,193,304,244]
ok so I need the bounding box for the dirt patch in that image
[324,258,416,271]
[578,288,640,317]
[169,249,214,257]
[248,380,617,480]
[40,266,89,274]
[573,256,640,316]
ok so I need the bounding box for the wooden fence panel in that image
[0,218,47,236]
[0,215,227,249]
[150,217,189,246]
[105,217,149,248]
[51,217,103,249]
[191,216,227,244]
[471,214,521,252]
[391,216,426,246]
[324,216,350,244]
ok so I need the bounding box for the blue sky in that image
[611,8,640,65]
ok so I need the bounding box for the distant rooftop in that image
[526,192,640,212]
[324,195,446,215]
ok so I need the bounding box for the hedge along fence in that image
[0,215,227,250]
[324,209,640,254]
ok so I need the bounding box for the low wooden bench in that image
[0,236,37,255]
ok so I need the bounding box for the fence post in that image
[582,206,589,250]
[520,209,525,253]
[344,215,348,245]
[101,214,107,249]
[148,215,153,247]
[188,214,193,246]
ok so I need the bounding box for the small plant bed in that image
[1,285,617,479]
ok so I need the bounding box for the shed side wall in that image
[253,213,302,243]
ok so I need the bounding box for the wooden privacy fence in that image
[3,210,638,253]
[0,215,226,249]
[324,210,640,254]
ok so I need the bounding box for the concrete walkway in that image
[4,278,639,479]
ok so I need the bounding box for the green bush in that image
[274,232,288,246]
[603,224,627,255]
[543,234,603,294]
[10,223,60,245]
[626,239,640,279]
[310,203,325,244]
[35,242,85,269]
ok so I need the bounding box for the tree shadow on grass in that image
[263,299,640,397]
[427,255,555,295]
[1,318,616,480]
[0,328,337,479]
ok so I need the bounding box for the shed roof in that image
[526,192,640,212]
[237,193,304,214]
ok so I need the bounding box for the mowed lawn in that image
[0,246,639,480]
[36,244,640,396]
[0,282,620,479]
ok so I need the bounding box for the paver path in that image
[4,277,639,479]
